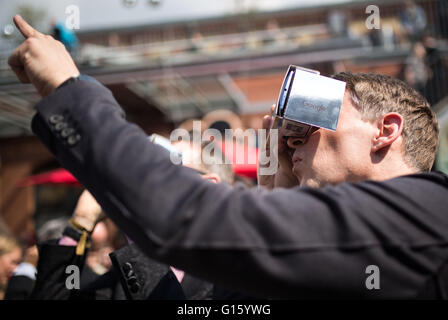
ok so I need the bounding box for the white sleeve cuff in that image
[13,262,37,280]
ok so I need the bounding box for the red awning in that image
[19,141,258,187]
[18,168,80,187]
[217,141,258,179]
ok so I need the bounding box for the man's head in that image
[286,72,439,188]
[173,139,234,185]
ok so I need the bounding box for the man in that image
[8,15,448,299]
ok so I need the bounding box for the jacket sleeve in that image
[30,79,448,299]
[30,240,88,300]
[110,243,177,300]
[4,276,35,300]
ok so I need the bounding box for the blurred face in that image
[173,141,221,183]
[412,42,425,59]
[287,92,377,188]
[90,221,109,251]
[0,248,22,286]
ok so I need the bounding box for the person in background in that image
[404,41,430,95]
[327,9,348,38]
[4,245,38,300]
[4,206,121,299]
[0,231,22,299]
[4,217,70,300]
[436,0,448,39]
[85,221,114,276]
[52,21,78,55]
[422,34,448,105]
[399,0,427,42]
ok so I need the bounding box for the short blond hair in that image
[0,232,20,257]
[332,72,439,171]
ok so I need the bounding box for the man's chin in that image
[293,169,325,188]
[299,177,325,189]
[299,179,314,188]
[292,169,313,188]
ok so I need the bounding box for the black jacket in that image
[4,276,35,300]
[27,241,213,300]
[31,79,448,299]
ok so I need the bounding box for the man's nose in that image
[286,136,305,149]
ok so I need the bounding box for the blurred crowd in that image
[327,0,448,106]
[0,135,258,300]
[399,1,448,105]
[0,208,128,299]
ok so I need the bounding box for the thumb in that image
[262,115,273,131]
[262,104,276,138]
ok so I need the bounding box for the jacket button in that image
[54,122,67,131]
[122,262,132,273]
[61,128,75,138]
[127,276,138,286]
[67,134,81,146]
[49,115,64,124]
[130,283,140,294]
[125,269,134,279]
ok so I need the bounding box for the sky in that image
[0,0,352,33]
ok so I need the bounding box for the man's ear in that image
[201,173,221,184]
[372,112,404,152]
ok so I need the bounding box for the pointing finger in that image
[13,15,40,39]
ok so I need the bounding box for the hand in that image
[23,245,39,267]
[72,190,105,233]
[257,105,299,189]
[8,15,80,97]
